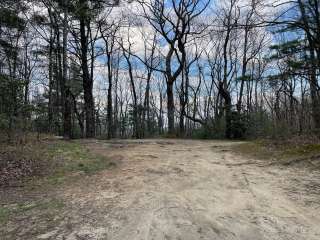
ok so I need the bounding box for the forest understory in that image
[1,137,320,240]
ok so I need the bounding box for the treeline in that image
[0,0,319,141]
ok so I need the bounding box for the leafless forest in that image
[1,0,320,140]
[1,1,320,239]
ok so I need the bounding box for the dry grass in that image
[0,136,117,226]
[233,136,320,168]
[0,136,53,186]
[0,134,116,188]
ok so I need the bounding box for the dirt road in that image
[5,139,320,239]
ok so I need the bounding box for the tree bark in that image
[167,81,175,134]
[80,12,95,138]
[62,4,72,139]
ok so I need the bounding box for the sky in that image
[24,0,296,107]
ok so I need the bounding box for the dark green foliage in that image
[31,14,48,25]
[229,111,249,139]
[0,74,25,133]
[192,118,225,139]
[244,110,274,139]
[287,59,305,69]
[33,93,50,133]
[235,75,251,82]
[270,40,303,54]
[67,0,106,20]
[0,7,25,30]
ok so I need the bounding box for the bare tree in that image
[99,19,120,138]
[139,0,210,134]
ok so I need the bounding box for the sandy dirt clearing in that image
[2,139,320,240]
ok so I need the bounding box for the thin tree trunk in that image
[80,12,95,138]
[62,4,72,139]
[167,81,175,135]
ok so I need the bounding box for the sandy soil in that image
[2,139,320,240]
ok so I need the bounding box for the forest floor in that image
[1,139,320,240]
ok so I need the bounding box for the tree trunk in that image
[80,17,95,138]
[159,91,164,134]
[237,26,249,113]
[220,83,232,139]
[62,5,72,139]
[143,71,151,137]
[297,0,320,131]
[107,53,113,139]
[167,81,175,134]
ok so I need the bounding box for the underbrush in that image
[233,135,320,168]
[0,137,50,186]
[43,140,116,186]
[0,198,64,224]
[0,135,116,188]
[0,136,116,227]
